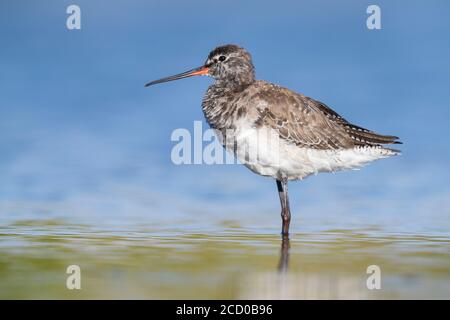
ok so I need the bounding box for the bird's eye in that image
[219,55,226,62]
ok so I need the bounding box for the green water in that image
[1,217,449,299]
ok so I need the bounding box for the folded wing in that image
[252,83,401,150]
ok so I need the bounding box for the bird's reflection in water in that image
[277,234,290,273]
[237,233,373,299]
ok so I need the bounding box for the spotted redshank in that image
[145,44,401,236]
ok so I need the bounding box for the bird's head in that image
[145,44,255,88]
[204,44,255,86]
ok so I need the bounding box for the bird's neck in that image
[215,73,256,89]
[202,81,252,131]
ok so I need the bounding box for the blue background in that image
[1,0,449,234]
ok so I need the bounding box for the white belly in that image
[229,124,398,181]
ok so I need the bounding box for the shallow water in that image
[1,212,449,299]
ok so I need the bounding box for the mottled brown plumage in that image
[145,44,401,236]
[200,46,400,151]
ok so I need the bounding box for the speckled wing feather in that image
[309,97,401,145]
[251,82,400,150]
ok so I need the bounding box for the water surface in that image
[1,208,449,299]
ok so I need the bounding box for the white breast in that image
[228,122,398,181]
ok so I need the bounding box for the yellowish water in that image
[1,218,449,299]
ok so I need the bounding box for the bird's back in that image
[235,80,401,151]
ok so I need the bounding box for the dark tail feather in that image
[356,131,402,144]
[345,123,402,145]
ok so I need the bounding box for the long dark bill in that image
[144,65,209,87]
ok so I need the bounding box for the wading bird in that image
[145,44,401,236]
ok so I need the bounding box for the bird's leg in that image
[278,233,290,272]
[276,179,291,236]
